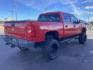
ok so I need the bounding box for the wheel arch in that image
[45,31,59,40]
[82,27,87,33]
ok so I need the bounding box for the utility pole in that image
[87,0,90,24]
[12,0,18,20]
[88,11,90,24]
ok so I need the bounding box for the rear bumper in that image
[4,35,35,47]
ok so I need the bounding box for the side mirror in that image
[73,20,80,24]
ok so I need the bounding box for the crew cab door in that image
[63,13,75,37]
[70,15,82,35]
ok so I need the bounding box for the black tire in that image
[18,47,29,51]
[78,32,87,44]
[42,38,60,60]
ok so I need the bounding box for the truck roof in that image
[41,11,64,15]
[40,11,73,16]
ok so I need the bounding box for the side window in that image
[71,15,78,23]
[63,13,71,23]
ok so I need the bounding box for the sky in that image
[0,0,93,22]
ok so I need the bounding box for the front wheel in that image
[78,32,87,44]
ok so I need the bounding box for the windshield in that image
[38,14,61,22]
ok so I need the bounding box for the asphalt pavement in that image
[0,31,93,70]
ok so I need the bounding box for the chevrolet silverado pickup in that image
[4,12,87,60]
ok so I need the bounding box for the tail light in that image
[27,26,32,33]
[26,24,36,38]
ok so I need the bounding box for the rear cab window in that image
[38,14,61,22]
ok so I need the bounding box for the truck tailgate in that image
[4,21,28,39]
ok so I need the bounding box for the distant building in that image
[4,18,15,21]
[0,18,14,25]
[90,21,93,24]
[0,18,14,22]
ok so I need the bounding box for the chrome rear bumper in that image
[4,35,35,47]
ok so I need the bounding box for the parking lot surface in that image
[0,31,93,70]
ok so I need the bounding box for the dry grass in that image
[87,25,93,36]
[0,25,4,31]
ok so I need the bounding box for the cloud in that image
[16,0,58,11]
[16,0,78,11]
[85,6,93,9]
[81,0,93,4]
[16,0,83,18]
[83,11,93,14]
[60,0,77,5]
[60,0,82,17]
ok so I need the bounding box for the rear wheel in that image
[42,35,60,60]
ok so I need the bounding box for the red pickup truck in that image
[4,12,87,60]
